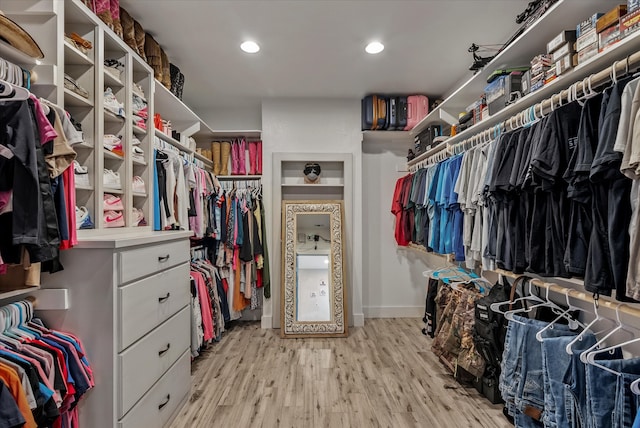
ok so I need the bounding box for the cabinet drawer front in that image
[118,263,190,350]
[119,239,189,284]
[119,307,190,417]
[118,350,190,428]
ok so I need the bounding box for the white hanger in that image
[0,78,29,101]
[504,283,562,322]
[631,378,640,395]
[565,298,609,354]
[535,288,586,342]
[579,304,629,364]
[490,278,544,314]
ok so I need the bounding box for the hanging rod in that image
[494,269,640,319]
[215,175,262,180]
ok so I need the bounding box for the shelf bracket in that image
[438,109,458,126]
[176,121,201,141]
[28,289,70,310]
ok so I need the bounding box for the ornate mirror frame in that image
[281,200,348,338]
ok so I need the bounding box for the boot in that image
[256,140,262,175]
[230,140,239,175]
[238,138,247,175]
[248,141,257,175]
[220,141,231,176]
[211,142,221,175]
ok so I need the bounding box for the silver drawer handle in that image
[158,293,171,303]
[158,254,170,262]
[158,343,171,357]
[158,394,170,410]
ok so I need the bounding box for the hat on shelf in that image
[0,11,44,59]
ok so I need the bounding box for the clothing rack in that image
[154,137,207,169]
[409,50,640,173]
[495,269,640,320]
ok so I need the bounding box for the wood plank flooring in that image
[169,318,511,428]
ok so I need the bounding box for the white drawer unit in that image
[118,307,190,417]
[118,263,190,351]
[119,239,189,284]
[118,351,191,428]
[41,231,193,428]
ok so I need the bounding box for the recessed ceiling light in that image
[365,41,384,54]
[240,41,260,54]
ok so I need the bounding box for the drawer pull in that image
[158,254,171,262]
[158,293,171,303]
[158,343,171,357]
[158,394,171,410]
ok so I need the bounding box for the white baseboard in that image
[363,306,423,318]
[261,315,272,329]
[352,312,365,327]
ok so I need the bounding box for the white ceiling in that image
[119,0,531,110]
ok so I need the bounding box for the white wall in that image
[261,98,364,327]
[197,105,262,130]
[362,139,447,318]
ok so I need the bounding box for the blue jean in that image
[500,315,574,428]
[586,356,640,428]
[562,333,598,428]
[542,333,596,428]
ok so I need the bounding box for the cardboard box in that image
[547,30,577,54]
[621,8,640,37]
[578,44,599,64]
[577,13,604,36]
[556,54,578,76]
[599,23,622,52]
[597,5,627,33]
[576,28,598,51]
[551,42,575,63]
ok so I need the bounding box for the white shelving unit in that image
[407,0,634,167]
[409,0,621,139]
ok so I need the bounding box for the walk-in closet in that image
[4,0,640,427]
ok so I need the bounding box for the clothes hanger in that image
[578,303,631,364]
[504,283,562,322]
[535,288,586,342]
[631,378,640,395]
[490,277,544,315]
[0,78,29,101]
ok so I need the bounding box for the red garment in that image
[256,269,263,288]
[60,166,77,250]
[192,272,214,341]
[391,174,413,246]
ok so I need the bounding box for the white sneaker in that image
[73,160,90,187]
[131,136,141,146]
[103,193,124,211]
[132,146,145,163]
[75,206,94,229]
[104,87,124,117]
[104,210,125,228]
[132,82,145,100]
[103,169,121,189]
[132,176,146,193]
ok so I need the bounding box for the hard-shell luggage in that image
[404,95,429,131]
[361,95,388,130]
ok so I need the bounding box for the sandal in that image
[70,32,93,50]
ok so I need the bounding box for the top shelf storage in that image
[409,0,622,138]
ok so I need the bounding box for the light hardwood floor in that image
[169,318,511,428]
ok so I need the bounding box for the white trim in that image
[363,306,423,318]
[352,312,365,326]
[261,315,273,329]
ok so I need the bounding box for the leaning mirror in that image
[281,200,348,337]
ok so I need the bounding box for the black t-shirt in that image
[591,77,634,182]
[0,379,24,428]
[530,101,582,189]
[565,94,602,202]
[491,129,522,193]
[508,126,532,191]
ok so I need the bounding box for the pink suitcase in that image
[404,95,429,131]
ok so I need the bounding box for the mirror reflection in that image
[295,213,331,322]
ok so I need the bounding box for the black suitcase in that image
[396,96,408,130]
[387,97,397,130]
